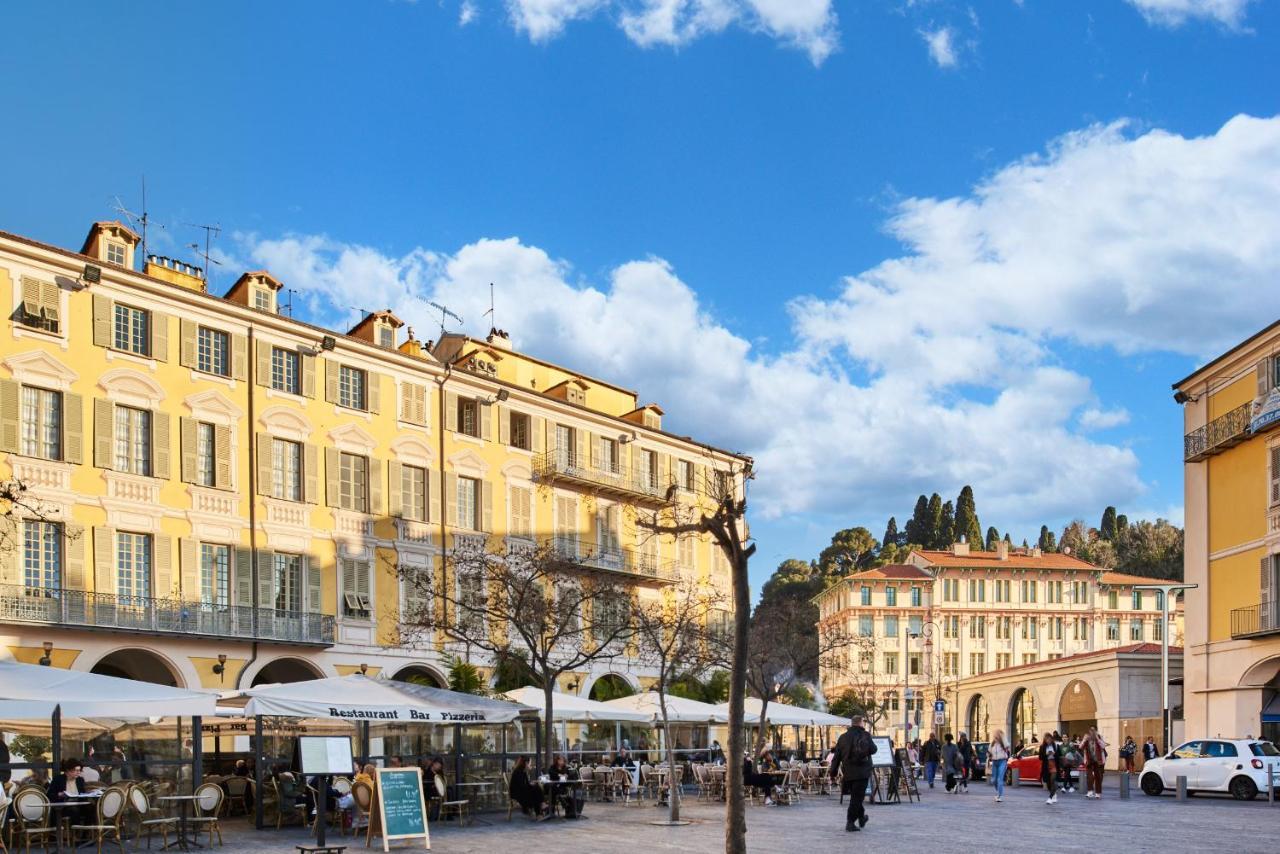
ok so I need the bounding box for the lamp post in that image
[905,621,937,744]
[1134,583,1196,752]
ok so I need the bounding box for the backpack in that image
[851,730,874,762]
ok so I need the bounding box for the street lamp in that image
[1134,582,1196,752]
[904,620,937,745]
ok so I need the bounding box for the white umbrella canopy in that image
[600,691,759,724]
[239,674,534,724]
[0,660,217,718]
[500,686,650,723]
[726,698,849,727]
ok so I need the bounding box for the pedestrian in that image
[829,714,877,833]
[921,732,942,788]
[1059,734,1077,793]
[988,729,1010,803]
[942,733,962,794]
[1082,727,1107,799]
[1119,736,1136,774]
[957,732,974,792]
[1142,736,1160,768]
[1039,732,1059,804]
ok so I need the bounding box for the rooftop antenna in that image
[483,282,495,333]
[282,287,300,318]
[427,300,463,340]
[111,176,162,262]
[185,222,222,286]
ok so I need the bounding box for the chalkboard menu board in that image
[374,767,430,851]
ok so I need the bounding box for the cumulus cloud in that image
[1124,0,1255,27]
[235,113,1280,533]
[920,26,958,68]
[459,0,478,25]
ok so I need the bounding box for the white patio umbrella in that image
[238,674,534,723]
[721,698,850,727]
[599,691,760,724]
[500,686,651,723]
[0,660,216,718]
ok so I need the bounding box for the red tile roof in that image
[1098,571,1164,586]
[843,564,933,581]
[911,548,1100,571]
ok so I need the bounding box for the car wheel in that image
[1140,774,1164,797]
[1228,776,1258,801]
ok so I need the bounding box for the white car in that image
[1140,738,1280,800]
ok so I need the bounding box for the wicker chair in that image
[350,781,373,838]
[222,777,249,817]
[13,788,56,854]
[187,783,223,847]
[69,785,126,854]
[126,784,178,850]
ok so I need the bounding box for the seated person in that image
[353,763,376,787]
[507,756,547,820]
[276,771,308,817]
[232,759,250,777]
[422,758,447,821]
[742,754,776,806]
[546,755,581,819]
[47,758,94,824]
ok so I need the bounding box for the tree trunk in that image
[725,552,751,854]
[658,693,681,823]
[543,680,556,772]
[753,696,771,757]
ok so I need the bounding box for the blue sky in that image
[3,1,1279,590]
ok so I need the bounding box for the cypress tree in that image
[1116,514,1129,534]
[1100,506,1118,541]
[1004,532,1012,544]
[883,517,900,548]
[1038,525,1053,552]
[925,493,943,548]
[938,500,955,548]
[905,495,929,545]
[954,485,982,547]
[985,526,1000,551]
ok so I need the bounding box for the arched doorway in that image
[390,665,446,688]
[1058,679,1098,739]
[1009,688,1037,747]
[251,657,322,687]
[589,674,634,702]
[966,694,989,739]
[91,648,183,687]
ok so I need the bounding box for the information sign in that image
[299,735,354,776]
[871,735,894,767]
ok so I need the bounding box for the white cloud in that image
[1124,0,1254,27]
[459,0,478,25]
[920,25,958,68]
[235,114,1280,534]
[507,0,607,41]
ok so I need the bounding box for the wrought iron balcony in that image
[550,535,677,584]
[1229,601,1280,639]
[532,451,676,505]
[1184,402,1253,462]
[0,585,334,647]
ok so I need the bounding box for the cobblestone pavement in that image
[209,776,1276,853]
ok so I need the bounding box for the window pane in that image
[200,543,229,606]
[20,386,61,460]
[274,553,302,612]
[339,366,366,410]
[457,477,477,529]
[196,422,215,486]
[197,327,229,375]
[114,406,151,475]
[117,532,151,603]
[23,521,62,593]
[272,439,301,501]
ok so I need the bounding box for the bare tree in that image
[399,539,635,769]
[826,633,897,733]
[631,575,726,825]
[0,478,79,554]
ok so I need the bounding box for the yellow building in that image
[0,221,744,697]
[1175,320,1280,742]
[816,542,1182,741]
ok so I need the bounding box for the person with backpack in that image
[987,729,1011,803]
[1119,736,1136,773]
[941,733,962,794]
[830,714,877,832]
[921,733,942,788]
[956,732,974,792]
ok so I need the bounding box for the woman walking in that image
[1038,732,1059,804]
[988,729,1011,803]
[957,733,974,792]
[1082,727,1107,799]
[942,733,963,794]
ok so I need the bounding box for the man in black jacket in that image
[830,715,877,832]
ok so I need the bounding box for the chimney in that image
[996,540,1010,561]
[1031,547,1043,558]
[486,328,512,351]
[951,540,969,556]
[398,327,425,359]
[145,254,206,293]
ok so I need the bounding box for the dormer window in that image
[567,386,585,406]
[378,325,394,348]
[106,242,127,266]
[253,287,274,312]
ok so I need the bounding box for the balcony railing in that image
[0,585,334,646]
[550,535,677,583]
[533,451,675,504]
[1184,402,1253,462]
[1229,601,1280,639]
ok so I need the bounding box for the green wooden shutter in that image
[214,425,232,490]
[152,412,170,479]
[428,469,441,524]
[367,372,381,414]
[180,538,199,601]
[93,399,113,468]
[369,457,384,515]
[179,319,198,368]
[301,353,317,398]
[153,534,173,598]
[325,360,339,404]
[445,392,458,433]
[231,334,248,381]
[256,434,274,496]
[92,294,113,348]
[64,527,85,589]
[93,526,115,595]
[0,380,19,453]
[257,550,276,611]
[150,312,168,361]
[325,448,340,506]
[481,480,493,533]
[234,547,253,608]
[63,392,83,464]
[444,473,457,527]
[1270,447,1280,506]
[304,444,320,504]
[39,281,60,328]
[180,417,197,484]
[255,341,272,387]
[388,461,404,518]
[306,557,322,614]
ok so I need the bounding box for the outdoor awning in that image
[0,660,217,718]
[1262,692,1280,724]
[238,674,534,724]
[721,698,849,727]
[599,692,758,724]
[500,686,651,723]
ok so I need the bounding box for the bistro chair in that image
[222,777,248,818]
[126,784,177,849]
[350,781,373,837]
[13,788,55,854]
[69,785,126,854]
[188,783,223,847]
[265,779,305,830]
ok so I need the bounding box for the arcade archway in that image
[91,648,183,687]
[966,694,989,739]
[390,665,446,688]
[1058,679,1098,738]
[589,674,635,702]
[251,657,323,687]
[1009,687,1037,747]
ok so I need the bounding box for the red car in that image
[1007,747,1080,786]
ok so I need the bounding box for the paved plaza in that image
[206,777,1276,853]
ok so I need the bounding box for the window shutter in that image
[93,526,115,595]
[1271,447,1280,506]
[152,412,170,479]
[180,538,198,600]
[479,401,492,441]
[304,444,320,504]
[94,399,113,469]
[154,534,173,598]
[444,473,457,527]
[63,392,83,464]
[498,405,510,445]
[179,319,198,368]
[367,372,381,414]
[0,380,19,453]
[64,528,85,589]
[445,393,458,432]
[257,550,276,611]
[214,425,232,490]
[388,461,404,518]
[414,384,428,425]
[306,558,322,614]
[399,384,412,422]
[325,360,339,404]
[481,480,493,532]
[301,353,317,398]
[1262,555,1275,630]
[20,278,39,318]
[1259,359,1273,398]
[180,417,197,484]
[532,416,545,454]
[358,560,371,610]
[92,294,113,347]
[256,434,274,496]
[369,457,384,515]
[255,341,272,386]
[234,547,253,608]
[325,447,340,506]
[231,334,248,381]
[151,312,168,361]
[577,430,588,469]
[428,469,441,524]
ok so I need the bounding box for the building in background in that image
[0,221,743,699]
[1175,320,1280,743]
[816,541,1183,745]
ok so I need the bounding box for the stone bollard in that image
[1119,773,1130,799]
[1010,768,1020,787]
[1176,775,1188,801]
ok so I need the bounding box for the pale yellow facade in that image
[0,222,744,696]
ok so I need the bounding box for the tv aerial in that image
[427,300,462,339]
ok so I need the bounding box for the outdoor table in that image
[157,794,203,850]
[47,799,94,854]
[453,781,495,824]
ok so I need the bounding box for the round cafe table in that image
[47,799,94,854]
[156,794,203,851]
